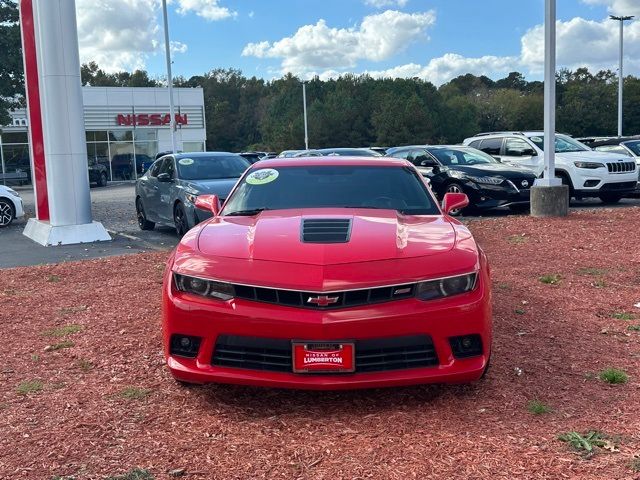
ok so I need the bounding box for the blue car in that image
[135,152,249,236]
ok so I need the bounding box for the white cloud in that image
[582,0,640,16]
[242,10,435,75]
[364,0,409,8]
[76,0,161,72]
[170,41,188,54]
[174,0,236,21]
[248,10,255,18]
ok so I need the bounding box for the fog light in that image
[170,334,201,358]
[583,180,599,188]
[450,334,483,359]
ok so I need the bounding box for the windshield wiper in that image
[224,208,269,216]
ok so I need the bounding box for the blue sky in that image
[75,0,640,85]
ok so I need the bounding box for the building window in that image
[183,141,204,153]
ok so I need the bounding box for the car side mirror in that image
[157,172,173,183]
[492,156,502,162]
[442,192,469,215]
[194,194,220,217]
[420,158,437,167]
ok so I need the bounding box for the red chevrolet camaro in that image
[162,157,492,390]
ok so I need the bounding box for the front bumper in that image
[463,180,532,210]
[162,267,492,390]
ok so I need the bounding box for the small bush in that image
[558,431,606,455]
[599,368,628,385]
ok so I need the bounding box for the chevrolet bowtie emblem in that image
[307,295,340,306]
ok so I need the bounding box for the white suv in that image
[463,131,638,203]
[0,185,25,227]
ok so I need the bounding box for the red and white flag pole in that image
[19,0,110,245]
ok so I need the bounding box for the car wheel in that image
[508,204,529,213]
[98,172,108,187]
[136,198,155,231]
[445,182,467,216]
[0,198,15,228]
[599,193,622,204]
[174,203,189,237]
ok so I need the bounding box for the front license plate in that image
[292,342,355,373]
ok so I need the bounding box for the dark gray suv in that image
[135,152,249,236]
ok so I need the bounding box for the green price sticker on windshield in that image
[178,158,194,166]
[246,168,279,185]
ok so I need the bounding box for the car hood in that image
[556,151,630,163]
[196,209,457,265]
[183,178,239,198]
[447,163,536,179]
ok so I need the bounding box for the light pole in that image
[162,0,177,153]
[610,15,634,137]
[302,81,309,150]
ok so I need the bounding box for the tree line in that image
[2,1,640,151]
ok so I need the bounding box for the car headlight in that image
[574,161,604,169]
[174,273,235,300]
[416,272,478,301]
[184,193,198,204]
[6,188,20,197]
[467,175,504,185]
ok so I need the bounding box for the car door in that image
[156,156,177,223]
[476,137,504,161]
[138,158,164,221]
[415,149,448,195]
[502,137,540,174]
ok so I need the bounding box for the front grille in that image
[607,161,636,173]
[233,283,416,309]
[211,335,439,373]
[302,218,352,243]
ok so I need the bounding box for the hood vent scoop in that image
[302,218,352,243]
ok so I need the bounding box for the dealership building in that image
[0,86,206,185]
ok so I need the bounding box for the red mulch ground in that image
[2,208,640,479]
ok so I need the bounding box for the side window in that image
[148,159,163,177]
[411,149,430,166]
[389,150,409,160]
[504,138,535,156]
[159,157,176,178]
[478,138,502,155]
[468,140,482,149]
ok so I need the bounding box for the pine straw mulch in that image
[1,207,640,479]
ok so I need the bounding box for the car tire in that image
[508,204,529,213]
[599,193,622,204]
[444,182,467,216]
[136,197,155,231]
[0,198,15,228]
[555,172,574,197]
[98,172,108,187]
[174,202,189,237]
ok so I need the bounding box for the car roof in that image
[386,145,428,153]
[250,156,411,168]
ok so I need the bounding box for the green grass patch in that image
[613,312,635,321]
[42,324,82,338]
[578,267,608,276]
[76,359,94,371]
[17,379,43,395]
[106,469,154,480]
[527,399,552,415]
[599,368,628,385]
[515,308,526,315]
[58,306,87,316]
[627,325,640,332]
[539,274,561,285]
[119,387,152,401]
[631,458,640,472]
[507,235,528,244]
[47,275,61,283]
[591,278,606,288]
[31,354,40,362]
[558,431,607,455]
[45,340,74,352]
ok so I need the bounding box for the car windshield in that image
[221,165,438,215]
[623,141,640,156]
[527,134,589,153]
[427,147,497,166]
[176,155,249,180]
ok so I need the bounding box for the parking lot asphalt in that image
[1,182,639,269]
[0,183,179,269]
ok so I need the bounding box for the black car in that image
[239,152,265,163]
[88,157,109,187]
[386,145,537,215]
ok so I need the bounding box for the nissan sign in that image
[116,113,188,127]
